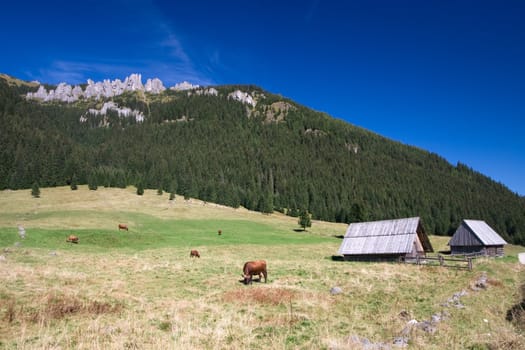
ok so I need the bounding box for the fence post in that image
[439,255,444,266]
[467,257,472,271]
[416,255,420,265]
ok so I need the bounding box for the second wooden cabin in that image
[448,219,507,257]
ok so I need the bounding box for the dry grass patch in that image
[222,286,298,306]
[2,291,122,325]
[487,278,505,288]
[487,328,525,350]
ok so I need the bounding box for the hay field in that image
[0,187,524,349]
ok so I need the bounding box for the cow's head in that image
[242,274,251,285]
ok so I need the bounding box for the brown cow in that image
[190,249,200,258]
[118,224,128,231]
[242,260,267,285]
[66,234,79,244]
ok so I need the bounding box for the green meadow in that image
[0,218,327,251]
[0,186,523,349]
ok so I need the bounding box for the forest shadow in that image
[506,283,525,331]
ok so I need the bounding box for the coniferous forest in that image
[1,75,524,244]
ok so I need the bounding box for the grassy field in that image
[0,186,524,349]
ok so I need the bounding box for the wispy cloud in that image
[30,60,139,85]
[145,4,216,85]
[30,57,215,87]
[160,34,191,64]
[28,1,216,87]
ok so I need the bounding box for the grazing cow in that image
[66,234,79,244]
[242,260,267,285]
[118,224,128,231]
[190,249,200,258]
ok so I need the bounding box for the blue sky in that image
[1,0,524,195]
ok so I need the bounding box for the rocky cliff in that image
[26,73,169,102]
[25,73,262,108]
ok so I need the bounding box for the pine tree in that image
[88,175,98,191]
[70,174,78,190]
[136,181,144,196]
[259,193,274,214]
[230,190,241,209]
[298,209,312,231]
[31,182,40,198]
[348,203,365,223]
[169,179,178,196]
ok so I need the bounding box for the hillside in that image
[0,187,524,349]
[0,74,524,244]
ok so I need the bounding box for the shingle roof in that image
[343,217,421,238]
[338,217,431,255]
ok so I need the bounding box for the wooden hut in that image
[448,219,507,257]
[337,217,434,261]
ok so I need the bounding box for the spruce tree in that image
[348,203,365,223]
[70,174,78,190]
[136,181,144,196]
[88,175,98,191]
[298,209,312,231]
[259,193,274,214]
[169,179,178,196]
[31,182,40,198]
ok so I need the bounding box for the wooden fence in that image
[400,255,473,271]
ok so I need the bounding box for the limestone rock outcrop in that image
[79,101,145,124]
[193,87,219,96]
[27,74,167,102]
[145,78,166,93]
[170,81,199,91]
[228,90,256,106]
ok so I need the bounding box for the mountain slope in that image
[0,74,524,244]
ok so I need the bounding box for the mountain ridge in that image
[1,73,524,244]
